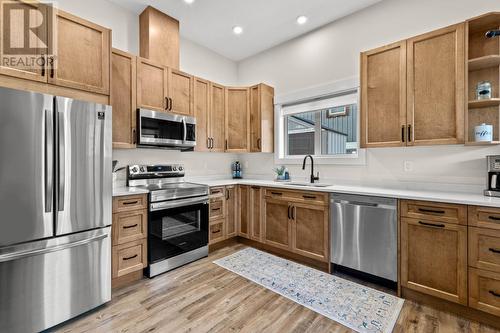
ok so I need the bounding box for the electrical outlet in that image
[404,161,414,172]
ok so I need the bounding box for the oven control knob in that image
[131,167,138,173]
[179,166,184,171]
[173,166,177,171]
[139,166,145,172]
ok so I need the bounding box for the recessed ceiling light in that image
[232,26,243,35]
[296,15,308,25]
[184,0,195,4]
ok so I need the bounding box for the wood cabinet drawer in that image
[112,239,147,278]
[469,227,500,273]
[469,268,500,317]
[113,195,148,213]
[209,220,225,244]
[469,206,500,230]
[400,200,467,225]
[209,187,225,198]
[210,197,225,220]
[264,188,328,206]
[112,210,147,245]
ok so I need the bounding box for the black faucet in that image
[302,155,319,184]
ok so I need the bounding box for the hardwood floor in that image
[55,243,499,333]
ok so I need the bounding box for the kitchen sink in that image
[285,182,332,188]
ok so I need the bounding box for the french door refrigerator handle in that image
[57,111,65,211]
[0,232,108,262]
[44,109,54,213]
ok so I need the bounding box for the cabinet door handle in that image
[165,97,169,111]
[122,201,139,206]
[418,221,445,228]
[226,191,230,200]
[488,215,500,221]
[257,138,261,150]
[169,98,173,111]
[292,206,296,220]
[401,125,405,143]
[132,128,137,145]
[210,138,214,149]
[123,254,138,261]
[211,207,221,212]
[418,208,445,214]
[489,290,500,298]
[40,56,46,77]
[123,224,138,229]
[225,139,228,151]
[207,138,211,149]
[408,124,412,142]
[212,228,221,234]
[49,57,55,78]
[287,205,291,220]
[489,248,500,254]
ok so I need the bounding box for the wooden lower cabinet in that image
[469,268,500,317]
[263,189,329,263]
[226,186,237,238]
[112,194,148,287]
[400,216,468,305]
[237,185,263,241]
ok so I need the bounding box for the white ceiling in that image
[110,0,382,61]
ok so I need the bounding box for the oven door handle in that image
[150,196,209,211]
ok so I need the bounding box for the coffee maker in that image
[484,155,500,197]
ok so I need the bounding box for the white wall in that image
[236,0,500,190]
[56,0,239,178]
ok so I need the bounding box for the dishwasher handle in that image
[331,199,397,210]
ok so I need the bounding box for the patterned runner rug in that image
[214,248,404,333]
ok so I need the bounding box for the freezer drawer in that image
[0,227,111,333]
[331,193,398,282]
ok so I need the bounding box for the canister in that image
[476,81,492,100]
[475,123,493,142]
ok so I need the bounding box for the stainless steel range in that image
[128,164,209,277]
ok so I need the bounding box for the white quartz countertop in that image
[113,186,150,197]
[113,178,500,208]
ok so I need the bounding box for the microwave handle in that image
[182,117,187,143]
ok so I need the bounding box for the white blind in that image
[282,92,358,116]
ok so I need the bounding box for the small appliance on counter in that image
[232,161,243,179]
[475,123,493,142]
[485,155,500,197]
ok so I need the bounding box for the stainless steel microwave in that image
[137,108,196,150]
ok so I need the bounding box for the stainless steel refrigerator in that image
[0,87,112,333]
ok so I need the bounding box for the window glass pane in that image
[320,104,358,155]
[287,111,315,155]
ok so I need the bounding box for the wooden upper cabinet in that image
[0,0,47,82]
[111,49,136,149]
[136,57,168,112]
[225,87,250,152]
[50,9,111,94]
[250,84,275,153]
[210,83,226,152]
[407,23,465,146]
[168,69,193,116]
[292,202,329,262]
[194,77,210,152]
[401,217,468,305]
[139,6,179,69]
[361,41,407,148]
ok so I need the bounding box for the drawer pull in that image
[123,224,138,229]
[123,254,138,261]
[303,195,317,199]
[418,221,445,228]
[418,208,445,214]
[488,216,500,221]
[489,248,500,254]
[122,201,139,206]
[271,192,283,196]
[489,290,500,298]
[212,228,221,234]
[211,208,221,212]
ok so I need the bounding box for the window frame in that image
[275,86,366,166]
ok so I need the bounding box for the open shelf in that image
[468,99,500,108]
[468,55,500,71]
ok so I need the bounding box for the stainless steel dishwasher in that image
[330,193,398,282]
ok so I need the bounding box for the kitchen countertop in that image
[113,186,150,197]
[113,178,500,208]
